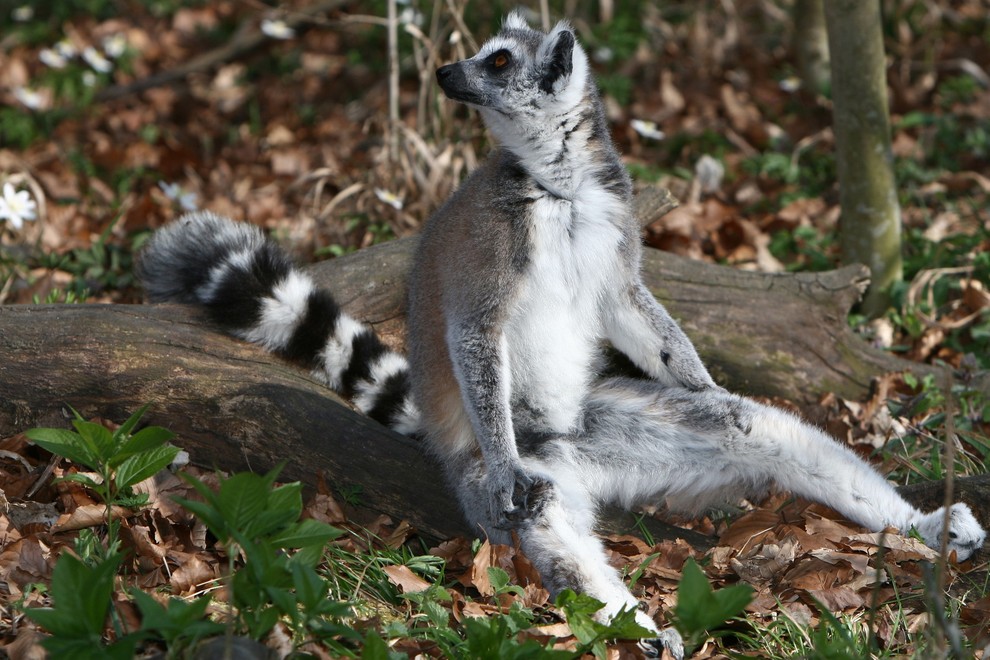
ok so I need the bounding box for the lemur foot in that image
[913,502,986,561]
[490,468,554,529]
[639,628,684,660]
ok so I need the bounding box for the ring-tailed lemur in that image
[139,13,986,659]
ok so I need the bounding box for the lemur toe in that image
[640,628,684,660]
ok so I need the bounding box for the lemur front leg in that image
[447,322,551,528]
[607,281,717,391]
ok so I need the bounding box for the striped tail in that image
[137,212,422,435]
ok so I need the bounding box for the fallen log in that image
[1,223,987,545]
[304,235,990,405]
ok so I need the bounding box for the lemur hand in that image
[488,465,553,529]
[913,502,986,561]
[660,333,718,392]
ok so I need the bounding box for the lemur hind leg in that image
[524,377,985,561]
[450,454,685,659]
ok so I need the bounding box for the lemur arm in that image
[606,282,717,391]
[446,321,546,527]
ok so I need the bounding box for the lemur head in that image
[436,12,591,141]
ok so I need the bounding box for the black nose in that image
[436,64,456,82]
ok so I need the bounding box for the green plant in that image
[128,589,224,652]
[25,404,179,519]
[671,558,753,653]
[39,218,139,296]
[175,466,352,645]
[769,225,838,272]
[883,374,990,484]
[556,590,653,659]
[32,287,89,304]
[23,552,139,659]
[21,405,180,657]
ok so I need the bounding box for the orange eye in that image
[494,53,508,68]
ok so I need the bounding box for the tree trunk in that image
[793,0,830,96]
[824,0,903,317]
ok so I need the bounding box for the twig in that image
[95,0,348,102]
[931,367,963,658]
[387,0,400,165]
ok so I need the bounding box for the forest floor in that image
[1,1,989,658]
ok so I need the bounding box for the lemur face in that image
[436,12,589,121]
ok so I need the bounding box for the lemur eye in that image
[492,51,510,69]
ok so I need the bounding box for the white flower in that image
[13,87,46,110]
[593,46,613,64]
[694,155,725,194]
[39,48,68,69]
[82,46,113,73]
[630,119,665,141]
[374,188,403,211]
[170,450,190,470]
[12,5,33,21]
[0,183,38,231]
[55,39,78,59]
[779,76,801,93]
[158,181,199,212]
[261,18,295,40]
[399,8,423,26]
[82,71,98,87]
[102,33,128,58]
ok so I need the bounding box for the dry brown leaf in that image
[382,564,432,594]
[1,537,52,592]
[803,514,862,544]
[843,532,938,562]
[169,553,217,596]
[461,538,498,596]
[729,538,798,586]
[52,504,130,532]
[803,586,865,611]
[717,508,781,551]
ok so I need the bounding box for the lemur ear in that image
[539,28,575,94]
[504,10,529,30]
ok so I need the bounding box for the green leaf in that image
[271,518,343,549]
[114,444,180,490]
[110,425,176,468]
[114,403,150,441]
[26,552,122,638]
[266,482,303,520]
[361,631,391,660]
[173,496,229,541]
[556,590,605,645]
[24,428,99,469]
[131,588,223,644]
[57,473,103,492]
[71,420,117,463]
[487,566,525,597]
[265,586,298,619]
[218,472,271,530]
[291,562,328,610]
[38,635,126,660]
[674,558,752,641]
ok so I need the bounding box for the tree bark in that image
[793,0,830,96]
[825,0,903,317]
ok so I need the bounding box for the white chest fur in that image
[504,184,625,433]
